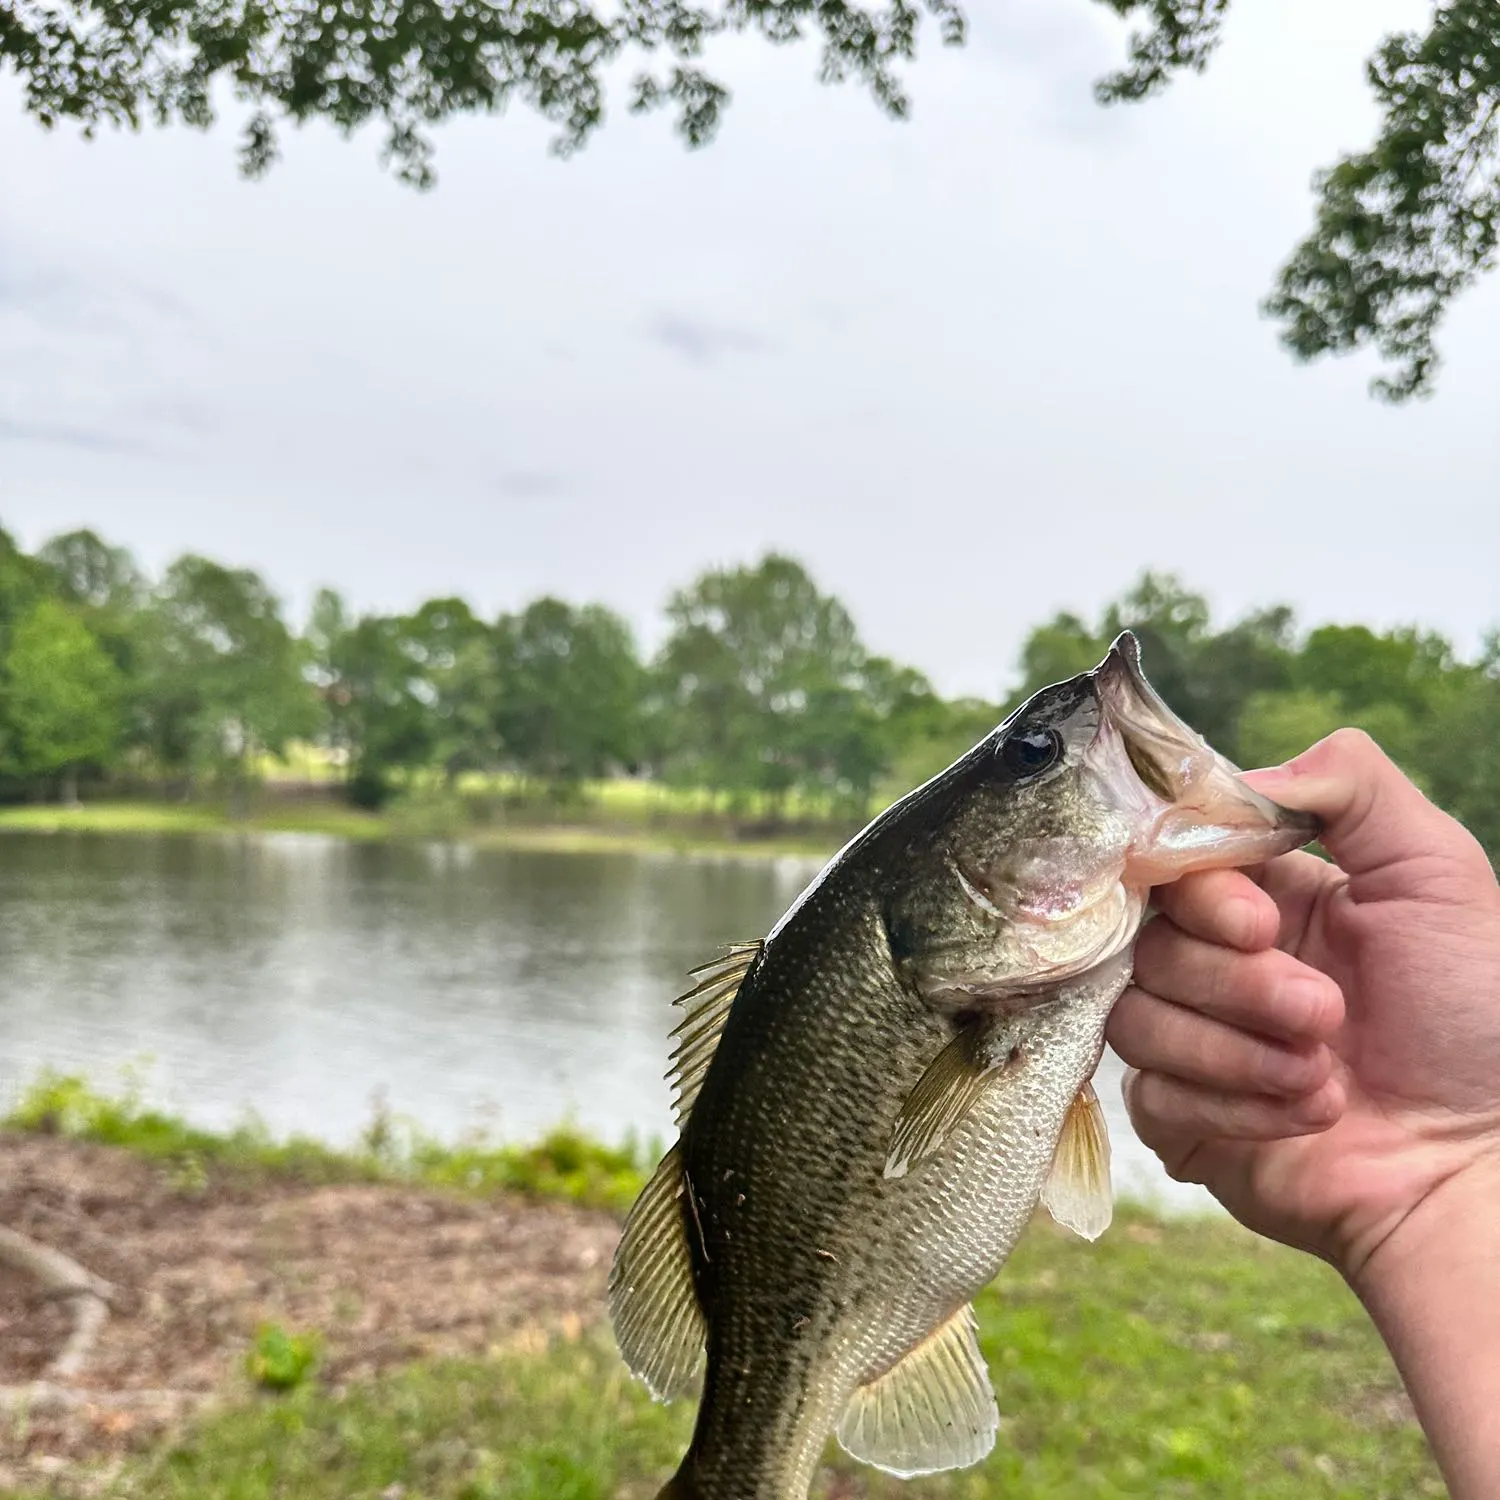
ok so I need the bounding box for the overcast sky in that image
[1,0,1495,698]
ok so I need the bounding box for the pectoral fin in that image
[1040,1078,1113,1241]
[885,1019,1019,1179]
[607,1144,705,1402]
[837,1302,999,1476]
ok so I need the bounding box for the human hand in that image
[1107,728,1500,1285]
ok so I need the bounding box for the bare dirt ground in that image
[0,1134,621,1486]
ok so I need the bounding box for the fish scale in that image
[610,632,1319,1500]
[681,891,1128,1499]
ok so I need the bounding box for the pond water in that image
[0,831,1207,1210]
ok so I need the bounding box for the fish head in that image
[882,630,1318,1008]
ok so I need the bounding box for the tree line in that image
[1,525,1495,859]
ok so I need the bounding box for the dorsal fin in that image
[667,942,762,1127]
[608,1143,706,1402]
[836,1302,999,1476]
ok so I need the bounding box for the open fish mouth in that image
[1092,631,1319,880]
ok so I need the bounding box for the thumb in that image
[1242,728,1483,882]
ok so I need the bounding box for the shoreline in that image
[0,800,846,861]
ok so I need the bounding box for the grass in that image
[0,793,847,859]
[0,799,390,842]
[2,1070,653,1216]
[0,1076,1441,1499]
[3,1227,1438,1500]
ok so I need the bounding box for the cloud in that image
[647,312,766,365]
[0,416,147,454]
[0,230,194,332]
[497,469,574,500]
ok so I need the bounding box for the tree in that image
[656,554,867,807]
[0,0,964,185]
[1417,638,1500,859]
[1098,0,1499,399]
[1,599,124,803]
[36,530,151,753]
[401,598,500,782]
[494,598,642,786]
[139,555,314,789]
[0,526,56,647]
[5,4,1492,397]
[1014,574,1296,765]
[36,530,145,615]
[1296,624,1452,716]
[310,607,439,806]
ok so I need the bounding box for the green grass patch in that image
[2,1215,1437,1499]
[0,1077,1438,1498]
[0,797,843,858]
[0,802,227,835]
[245,1322,321,1392]
[3,1071,652,1216]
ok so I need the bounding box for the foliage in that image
[0,526,1494,866]
[0,597,124,787]
[4,6,1496,395]
[138,555,316,784]
[247,1322,321,1392]
[654,554,940,813]
[494,599,642,785]
[1097,0,1500,398]
[0,0,965,185]
[1012,572,1498,841]
[3,1070,653,1215]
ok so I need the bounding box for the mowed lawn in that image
[6,1203,1439,1500]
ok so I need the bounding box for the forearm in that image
[1351,1160,1500,1500]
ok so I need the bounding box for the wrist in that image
[1349,1147,1500,1302]
[1346,1151,1500,1500]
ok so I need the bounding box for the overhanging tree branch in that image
[3,0,1496,398]
[0,0,964,184]
[1094,0,1500,399]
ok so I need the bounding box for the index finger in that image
[1152,869,1279,953]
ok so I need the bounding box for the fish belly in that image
[840,978,1120,1390]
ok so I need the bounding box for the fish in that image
[609,631,1318,1500]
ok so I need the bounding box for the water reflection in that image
[0,832,1205,1209]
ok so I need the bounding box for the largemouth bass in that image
[610,632,1317,1500]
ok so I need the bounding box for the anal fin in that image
[836,1303,998,1477]
[1040,1078,1113,1241]
[607,1143,705,1402]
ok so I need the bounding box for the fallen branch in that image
[0,1224,115,1381]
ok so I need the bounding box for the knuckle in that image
[1327,725,1379,759]
[1281,973,1343,1038]
[1289,1083,1341,1129]
[1255,1042,1321,1095]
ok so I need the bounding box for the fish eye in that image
[999,726,1063,781]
